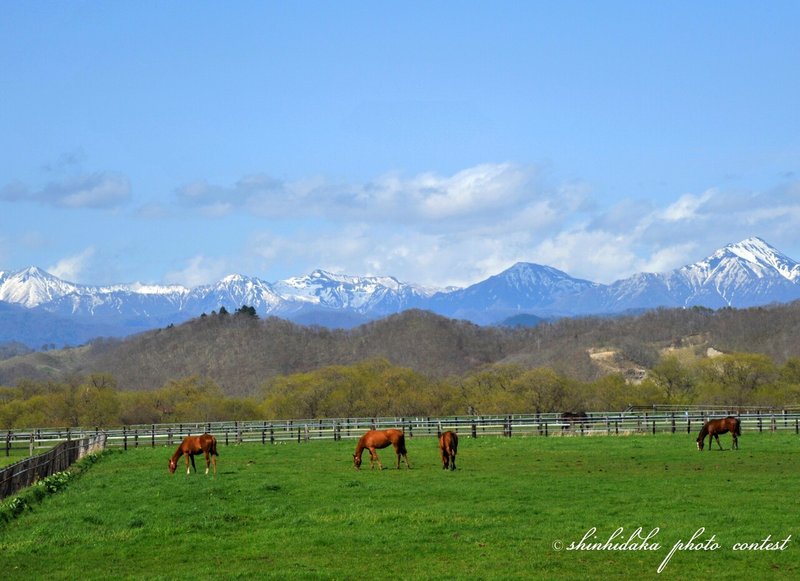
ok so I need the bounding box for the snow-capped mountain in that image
[428,262,602,323]
[0,266,83,308]
[183,274,284,316]
[604,237,800,310]
[2,237,800,347]
[272,270,434,314]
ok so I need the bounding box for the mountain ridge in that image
[2,236,800,346]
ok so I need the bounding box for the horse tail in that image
[735,418,741,436]
[397,433,408,455]
[211,436,219,456]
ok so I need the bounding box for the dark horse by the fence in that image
[353,429,411,470]
[696,416,741,451]
[439,430,458,471]
[169,433,219,475]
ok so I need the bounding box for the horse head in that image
[168,458,178,473]
[696,439,704,451]
[353,453,362,470]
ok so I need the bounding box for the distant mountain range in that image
[2,237,799,348]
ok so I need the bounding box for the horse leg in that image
[732,434,738,450]
[396,450,410,469]
[714,434,723,450]
[204,451,210,475]
[450,449,456,471]
[370,448,382,470]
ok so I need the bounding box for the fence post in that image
[151,424,156,448]
[270,423,275,444]
[123,426,128,451]
[134,429,139,448]
[671,413,676,434]
[471,418,477,439]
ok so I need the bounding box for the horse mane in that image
[696,423,709,441]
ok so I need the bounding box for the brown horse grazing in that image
[169,433,219,475]
[696,416,741,451]
[353,429,411,470]
[439,430,458,471]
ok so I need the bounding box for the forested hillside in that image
[1,304,800,397]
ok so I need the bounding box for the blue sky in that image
[2,1,799,288]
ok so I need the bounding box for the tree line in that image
[4,303,800,399]
[2,353,800,429]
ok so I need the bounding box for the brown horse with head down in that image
[169,433,218,475]
[439,430,458,471]
[696,416,741,451]
[353,429,411,470]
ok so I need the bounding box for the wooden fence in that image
[3,408,800,457]
[2,409,797,500]
[0,433,106,500]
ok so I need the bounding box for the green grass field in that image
[0,443,55,467]
[0,432,797,580]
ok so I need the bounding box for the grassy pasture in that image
[0,432,798,580]
[0,442,56,467]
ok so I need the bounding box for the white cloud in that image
[157,169,800,288]
[1,173,131,209]
[415,163,532,219]
[175,163,545,227]
[640,243,699,273]
[661,189,715,221]
[48,248,96,282]
[164,255,231,287]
